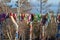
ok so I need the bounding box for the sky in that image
[47,0,60,5]
[6,0,60,14]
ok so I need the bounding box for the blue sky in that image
[47,0,60,5]
[6,0,60,14]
